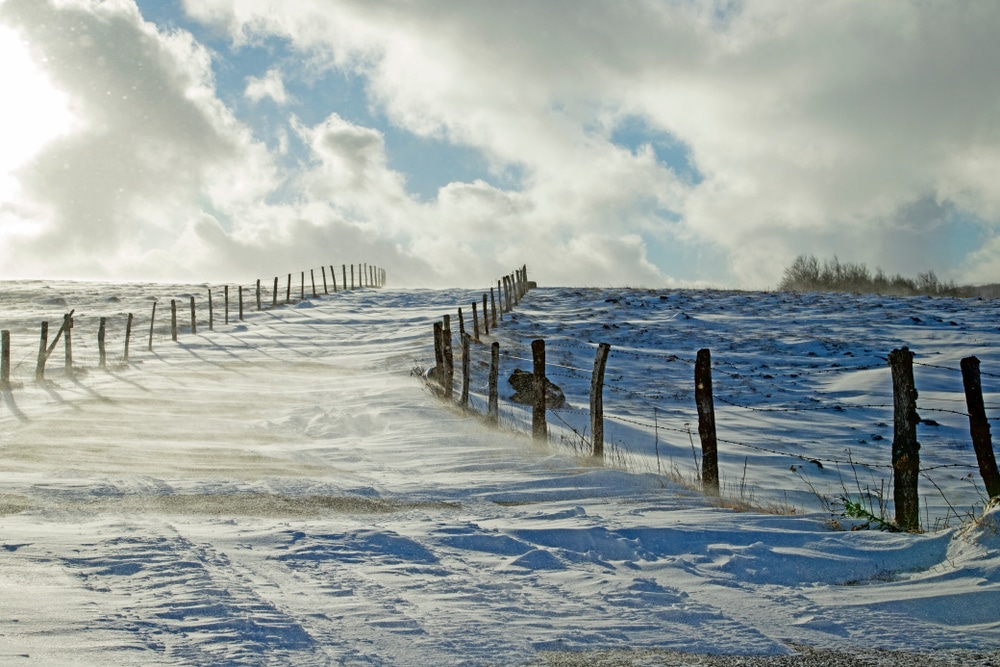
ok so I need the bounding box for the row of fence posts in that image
[0,262,386,388]
[431,309,1000,531]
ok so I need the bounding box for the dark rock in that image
[508,368,567,409]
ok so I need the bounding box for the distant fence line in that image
[0,261,387,388]
[425,272,1000,533]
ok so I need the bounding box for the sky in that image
[1,0,999,289]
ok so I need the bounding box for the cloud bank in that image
[1,0,999,287]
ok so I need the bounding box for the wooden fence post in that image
[482,294,490,336]
[461,333,471,407]
[343,265,347,292]
[272,277,278,308]
[124,313,133,362]
[351,265,355,290]
[238,286,244,321]
[591,342,611,459]
[300,272,305,301]
[64,312,73,371]
[443,315,454,400]
[1,330,10,387]
[148,302,157,351]
[286,274,291,304]
[311,269,317,298]
[488,341,500,425]
[531,339,547,440]
[98,317,107,368]
[961,356,1000,499]
[472,303,481,343]
[433,322,445,389]
[190,296,197,334]
[496,282,503,322]
[36,321,48,380]
[695,348,719,495]
[458,307,466,338]
[322,266,328,295]
[331,266,338,292]
[256,279,262,311]
[208,289,214,331]
[888,347,920,531]
[171,300,178,341]
[225,286,230,324]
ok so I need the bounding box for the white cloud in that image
[245,68,289,105]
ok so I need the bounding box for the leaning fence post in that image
[591,343,611,459]
[531,339,547,440]
[442,315,454,400]
[98,317,107,369]
[458,307,466,338]
[488,342,500,425]
[433,322,445,390]
[888,347,920,531]
[36,321,48,380]
[124,313,133,362]
[1,330,10,387]
[148,302,157,351]
[310,269,317,299]
[961,356,1000,499]
[322,266,328,295]
[461,333,471,407]
[331,266,338,292]
[472,303,481,343]
[171,300,178,341]
[695,348,719,495]
[190,296,197,334]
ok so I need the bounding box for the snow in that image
[1,281,999,665]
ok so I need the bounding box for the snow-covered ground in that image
[1,280,999,665]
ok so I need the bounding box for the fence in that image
[0,261,386,389]
[425,280,1000,532]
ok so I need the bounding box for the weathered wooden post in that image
[488,341,500,425]
[190,296,197,334]
[331,266,338,292]
[503,276,511,312]
[148,302,157,351]
[64,312,73,370]
[271,277,277,308]
[1,330,10,387]
[286,274,292,304]
[343,265,347,292]
[888,347,921,531]
[124,313,133,362]
[433,322,445,389]
[496,282,503,322]
[531,339,547,440]
[98,317,107,368]
[224,286,230,324]
[442,315,454,400]
[472,303,481,343]
[171,300,178,342]
[695,348,719,495]
[238,286,244,321]
[208,289,214,331]
[310,269,317,298]
[482,294,490,336]
[322,266,328,294]
[351,264,355,290]
[591,342,611,459]
[36,321,48,380]
[458,307,466,338]
[962,356,1000,499]
[300,272,305,301]
[460,333,471,407]
[255,279,261,311]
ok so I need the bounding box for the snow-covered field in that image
[1,280,999,665]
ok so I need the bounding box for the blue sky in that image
[1,0,998,288]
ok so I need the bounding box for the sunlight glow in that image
[0,25,77,200]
